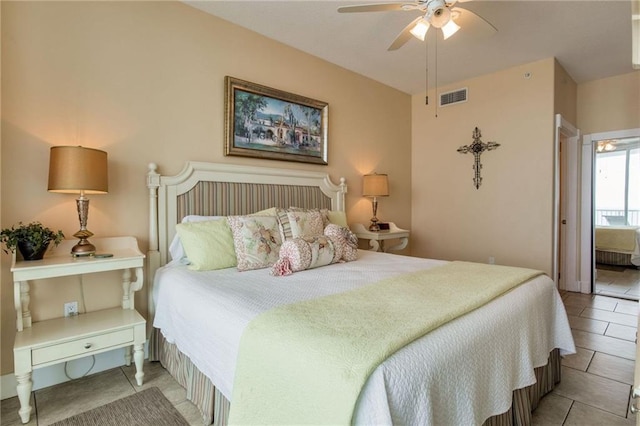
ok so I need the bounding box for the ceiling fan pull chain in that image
[425,33,429,106]
[435,33,438,118]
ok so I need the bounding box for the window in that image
[595,137,640,226]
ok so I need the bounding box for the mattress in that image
[153,250,575,425]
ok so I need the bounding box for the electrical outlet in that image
[64,301,78,317]
[488,256,495,265]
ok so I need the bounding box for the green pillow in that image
[327,210,348,228]
[251,207,278,216]
[175,219,237,271]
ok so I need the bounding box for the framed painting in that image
[224,76,328,165]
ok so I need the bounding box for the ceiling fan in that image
[338,0,496,51]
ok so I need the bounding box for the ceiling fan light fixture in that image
[442,19,461,39]
[428,3,450,28]
[410,18,430,41]
[597,140,617,152]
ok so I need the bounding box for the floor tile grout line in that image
[561,399,574,425]
[581,306,637,317]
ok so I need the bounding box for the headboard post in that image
[146,163,161,333]
[338,177,347,212]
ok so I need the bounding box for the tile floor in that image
[595,265,640,300]
[532,291,638,425]
[1,291,638,426]
[0,362,203,426]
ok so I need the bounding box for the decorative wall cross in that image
[457,127,500,189]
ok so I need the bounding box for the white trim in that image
[580,137,594,294]
[553,114,580,290]
[1,342,149,400]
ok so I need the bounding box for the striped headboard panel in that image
[177,181,332,219]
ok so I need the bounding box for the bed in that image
[146,161,575,425]
[595,226,640,267]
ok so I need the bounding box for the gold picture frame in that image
[224,76,328,165]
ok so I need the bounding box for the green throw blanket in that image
[229,261,543,425]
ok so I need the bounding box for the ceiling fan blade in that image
[388,16,424,51]
[338,3,407,13]
[452,6,497,34]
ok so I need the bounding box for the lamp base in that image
[72,228,96,257]
[369,198,381,232]
[71,239,96,257]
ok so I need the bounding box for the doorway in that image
[581,129,640,299]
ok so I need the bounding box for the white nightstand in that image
[351,223,410,253]
[11,236,146,424]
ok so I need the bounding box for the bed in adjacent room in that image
[146,161,575,426]
[595,225,640,267]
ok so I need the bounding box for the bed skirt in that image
[596,250,634,266]
[150,328,561,426]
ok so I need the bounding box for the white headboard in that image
[146,161,347,320]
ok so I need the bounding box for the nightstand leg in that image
[124,346,132,366]
[16,373,32,424]
[133,343,144,386]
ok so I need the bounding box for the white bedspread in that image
[153,250,575,425]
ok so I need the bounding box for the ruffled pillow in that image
[324,223,358,262]
[271,224,358,276]
[228,215,283,271]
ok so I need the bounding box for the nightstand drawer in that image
[32,328,134,365]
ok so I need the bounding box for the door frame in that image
[553,114,580,290]
[581,128,640,293]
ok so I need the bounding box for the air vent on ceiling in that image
[439,88,468,107]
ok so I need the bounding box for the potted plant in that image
[0,222,65,261]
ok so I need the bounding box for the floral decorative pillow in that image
[324,224,358,262]
[287,207,348,228]
[276,208,324,241]
[271,224,358,276]
[271,236,336,276]
[227,215,282,271]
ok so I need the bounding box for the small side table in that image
[11,236,146,424]
[351,223,410,253]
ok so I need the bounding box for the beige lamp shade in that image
[362,173,389,197]
[48,146,108,194]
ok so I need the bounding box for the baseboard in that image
[1,341,149,400]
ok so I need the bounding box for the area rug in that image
[51,387,190,426]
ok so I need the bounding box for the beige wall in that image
[577,71,640,134]
[554,59,577,124]
[411,58,557,273]
[0,1,412,375]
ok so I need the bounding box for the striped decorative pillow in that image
[276,208,324,241]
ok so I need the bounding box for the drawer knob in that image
[84,343,92,349]
[631,387,640,413]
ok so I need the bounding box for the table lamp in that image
[362,173,389,231]
[48,146,108,257]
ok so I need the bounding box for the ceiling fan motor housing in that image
[427,0,451,28]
